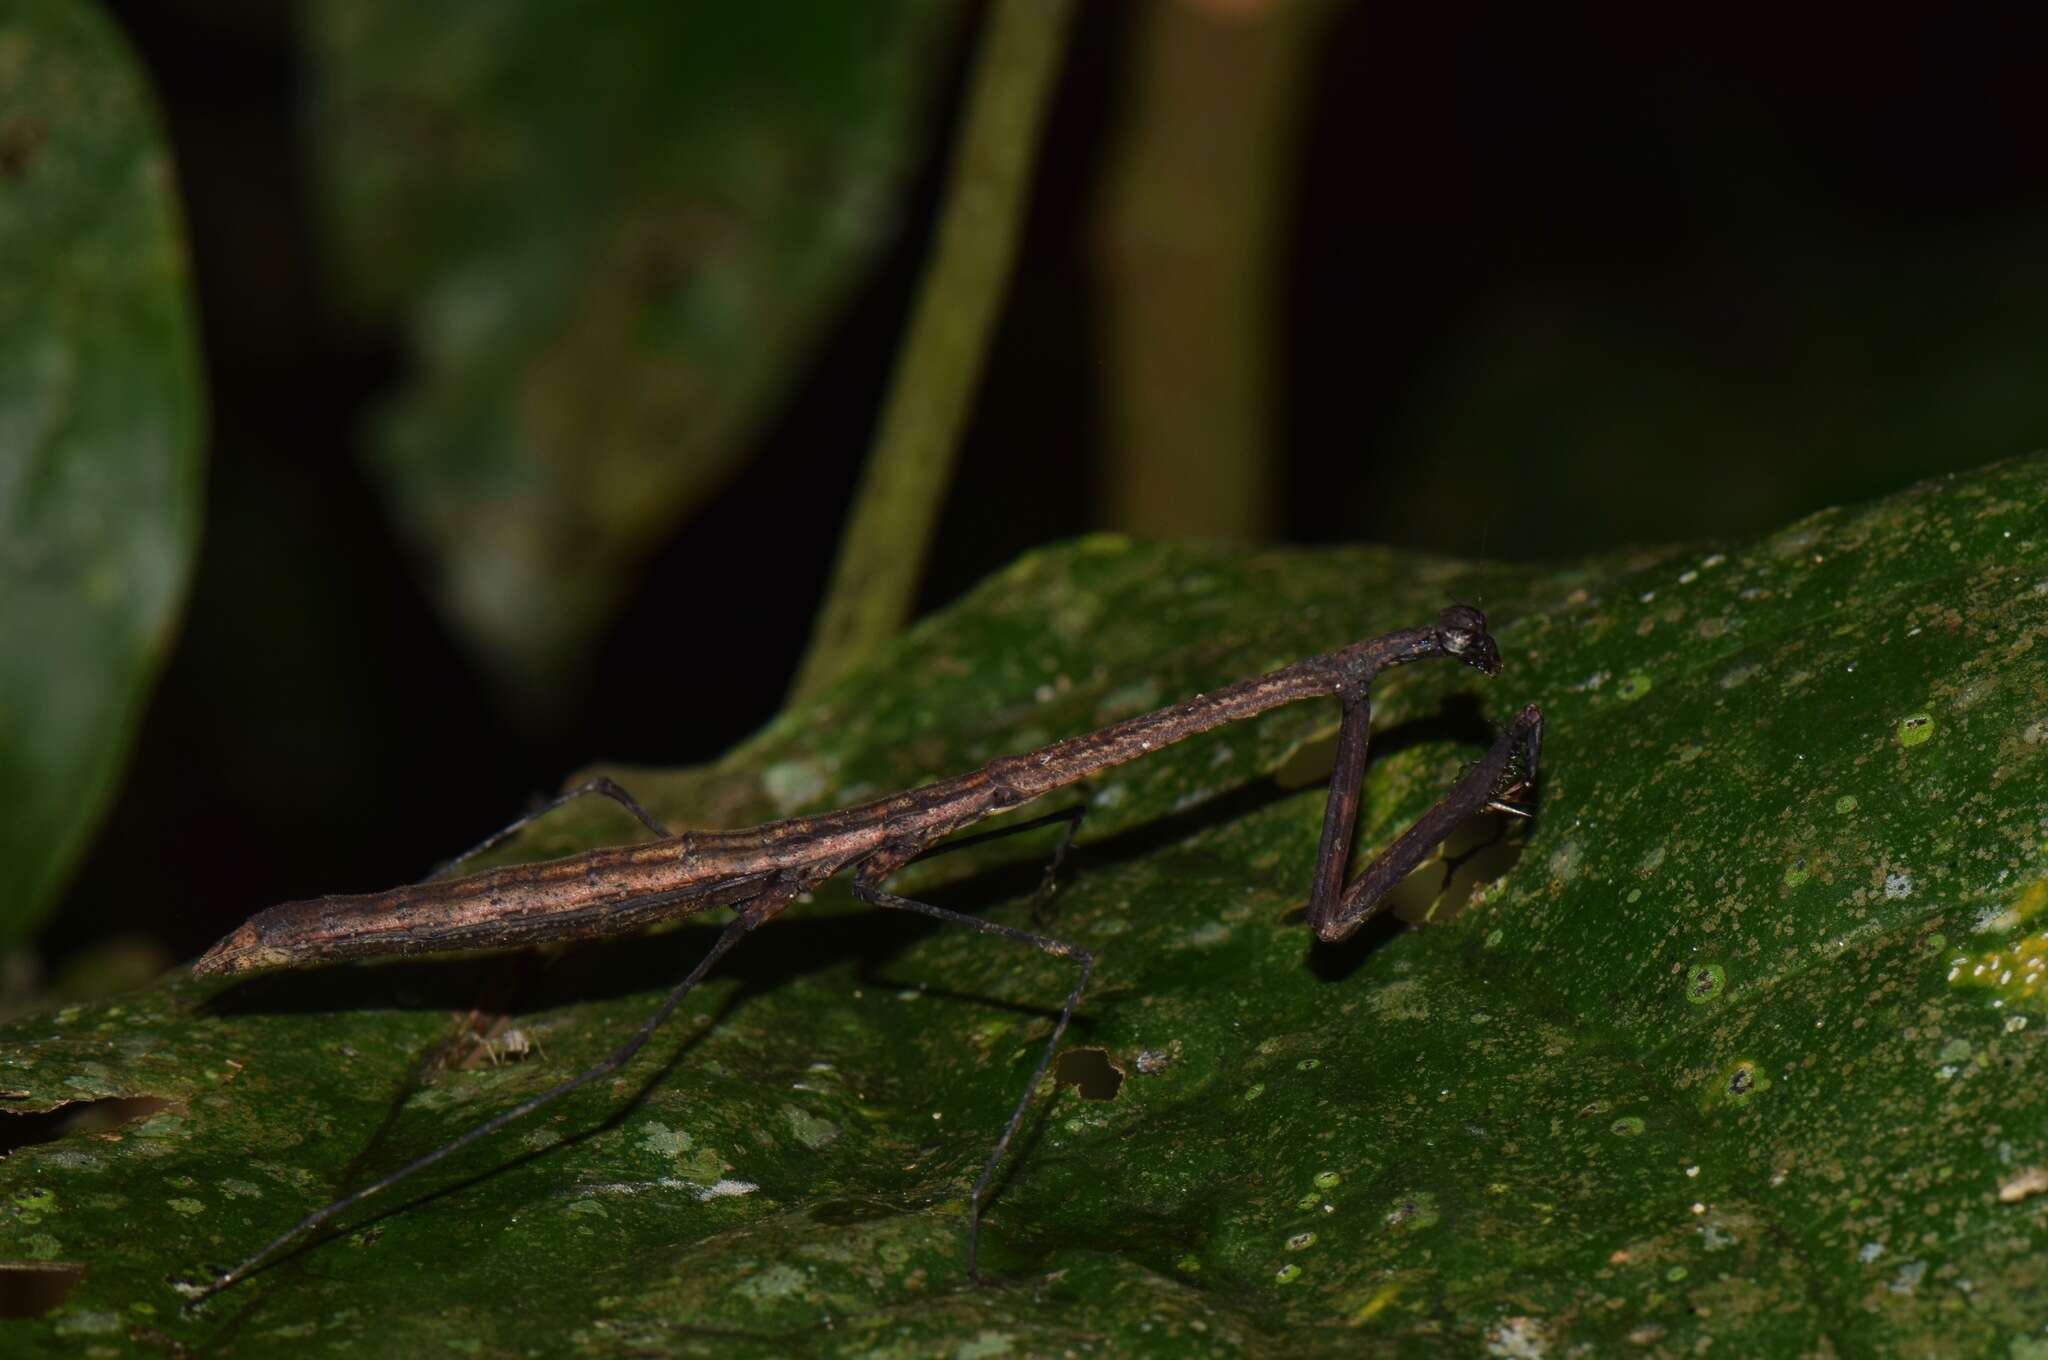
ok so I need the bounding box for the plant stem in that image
[789,0,1076,704]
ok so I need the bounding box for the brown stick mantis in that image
[186,605,1543,1303]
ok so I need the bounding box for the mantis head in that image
[1435,604,1501,676]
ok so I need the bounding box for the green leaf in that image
[0,0,206,948]
[7,458,2048,1354]
[309,0,958,699]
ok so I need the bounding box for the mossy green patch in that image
[7,459,2048,1353]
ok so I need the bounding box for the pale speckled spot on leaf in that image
[1485,1315,1552,1359]
[22,1232,66,1261]
[782,1104,839,1150]
[1367,979,1430,1022]
[735,1261,809,1302]
[639,1122,725,1183]
[52,1310,121,1338]
[762,758,832,815]
[693,1178,758,1201]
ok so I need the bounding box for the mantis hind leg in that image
[185,892,784,1308]
[848,863,1093,1284]
[898,804,1088,927]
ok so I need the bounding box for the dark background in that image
[49,2,2048,976]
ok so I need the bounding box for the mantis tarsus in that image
[187,605,1544,1303]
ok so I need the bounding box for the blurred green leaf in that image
[309,0,958,702]
[0,0,206,950]
[1386,228,2048,562]
[7,458,2048,1353]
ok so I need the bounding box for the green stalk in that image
[789,0,1076,704]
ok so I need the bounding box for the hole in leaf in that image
[0,1262,86,1319]
[1381,856,1451,921]
[0,1096,175,1156]
[1053,1047,1124,1101]
[1388,812,1530,926]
